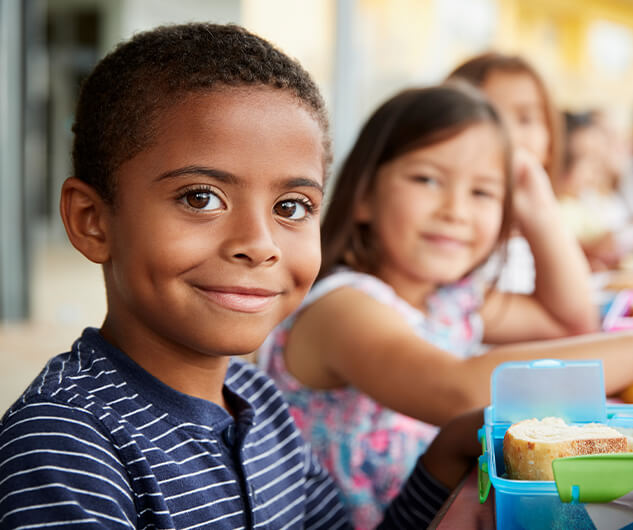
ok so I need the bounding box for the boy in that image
[0,23,476,529]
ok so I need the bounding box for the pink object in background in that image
[602,290,633,331]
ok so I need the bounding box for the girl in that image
[259,82,633,529]
[448,52,562,189]
[448,52,564,294]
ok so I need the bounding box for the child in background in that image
[558,111,633,271]
[449,52,562,183]
[260,82,633,528]
[0,22,483,530]
[448,52,564,294]
[595,109,633,219]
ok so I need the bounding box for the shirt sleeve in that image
[302,443,351,530]
[0,401,136,528]
[376,455,450,529]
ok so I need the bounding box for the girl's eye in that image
[517,111,542,127]
[412,175,438,186]
[181,189,224,211]
[473,188,498,200]
[274,199,312,220]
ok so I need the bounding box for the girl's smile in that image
[421,232,470,251]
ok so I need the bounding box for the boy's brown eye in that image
[274,199,309,220]
[187,192,210,209]
[274,200,298,218]
[183,190,223,211]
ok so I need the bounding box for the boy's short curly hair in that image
[72,23,330,203]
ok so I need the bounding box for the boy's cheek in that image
[292,238,321,286]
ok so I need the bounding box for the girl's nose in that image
[221,211,281,267]
[438,187,468,222]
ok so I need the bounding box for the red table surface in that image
[429,466,495,529]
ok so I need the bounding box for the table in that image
[429,466,495,529]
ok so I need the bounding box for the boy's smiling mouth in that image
[194,285,282,313]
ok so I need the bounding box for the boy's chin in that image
[197,334,269,358]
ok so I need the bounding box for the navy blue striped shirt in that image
[0,328,448,529]
[0,328,349,529]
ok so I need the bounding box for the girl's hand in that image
[511,147,559,233]
[483,147,599,341]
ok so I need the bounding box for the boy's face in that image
[101,88,324,360]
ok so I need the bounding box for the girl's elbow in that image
[566,310,601,335]
[575,320,601,335]
[547,306,601,338]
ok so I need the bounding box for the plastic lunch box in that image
[478,359,633,529]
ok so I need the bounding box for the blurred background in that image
[3,0,633,413]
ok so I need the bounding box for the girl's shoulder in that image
[257,267,403,374]
[308,266,486,322]
[304,267,398,308]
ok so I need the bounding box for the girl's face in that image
[357,122,506,300]
[481,71,550,167]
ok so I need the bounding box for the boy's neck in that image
[100,318,232,410]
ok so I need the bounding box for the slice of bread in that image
[503,417,629,481]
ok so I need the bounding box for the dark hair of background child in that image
[72,23,331,205]
[562,111,595,171]
[448,52,563,189]
[319,81,514,280]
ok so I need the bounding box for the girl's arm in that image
[285,286,633,427]
[482,149,599,344]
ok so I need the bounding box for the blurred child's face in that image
[359,123,505,296]
[102,88,324,358]
[564,125,610,194]
[481,71,550,166]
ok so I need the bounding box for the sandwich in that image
[503,417,630,481]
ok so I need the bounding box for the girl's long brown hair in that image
[319,81,514,280]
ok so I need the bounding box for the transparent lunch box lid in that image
[484,359,607,426]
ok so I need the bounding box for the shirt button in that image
[223,424,235,446]
[250,483,258,504]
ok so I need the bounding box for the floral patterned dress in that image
[258,267,486,529]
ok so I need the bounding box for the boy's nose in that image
[221,212,281,267]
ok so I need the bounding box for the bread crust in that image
[503,417,629,481]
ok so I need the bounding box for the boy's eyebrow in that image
[284,177,324,194]
[155,166,237,183]
[154,165,323,193]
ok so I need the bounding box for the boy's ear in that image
[59,177,111,264]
